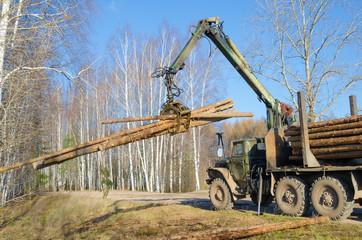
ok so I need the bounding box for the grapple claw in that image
[161,102,191,130]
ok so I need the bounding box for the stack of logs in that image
[285,115,362,161]
[0,99,253,173]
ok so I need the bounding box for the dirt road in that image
[56,190,362,224]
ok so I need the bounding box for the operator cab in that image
[229,138,266,185]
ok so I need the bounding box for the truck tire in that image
[209,178,234,210]
[310,176,354,220]
[274,176,310,217]
[251,194,273,207]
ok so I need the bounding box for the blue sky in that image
[89,0,361,120]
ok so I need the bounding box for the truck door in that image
[230,141,249,183]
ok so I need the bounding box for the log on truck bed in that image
[285,115,362,161]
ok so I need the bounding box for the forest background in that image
[0,0,360,204]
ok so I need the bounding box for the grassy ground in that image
[0,194,360,239]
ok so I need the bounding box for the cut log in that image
[100,111,253,124]
[315,151,362,160]
[289,155,303,161]
[285,121,362,136]
[292,144,362,156]
[287,128,362,141]
[0,99,247,173]
[312,144,362,155]
[171,216,329,240]
[34,112,241,170]
[285,115,362,162]
[290,135,362,149]
[288,115,362,130]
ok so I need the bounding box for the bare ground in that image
[48,190,362,224]
[1,190,361,239]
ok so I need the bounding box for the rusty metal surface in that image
[268,165,362,172]
[207,167,247,200]
[265,128,289,169]
[297,91,320,167]
[350,95,358,116]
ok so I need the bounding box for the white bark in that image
[169,135,174,192]
[11,0,23,48]
[79,96,85,190]
[155,136,160,192]
[178,134,184,192]
[0,0,11,105]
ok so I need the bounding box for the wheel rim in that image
[275,177,309,217]
[317,186,338,211]
[215,186,225,202]
[310,177,355,220]
[281,186,297,207]
[210,179,233,210]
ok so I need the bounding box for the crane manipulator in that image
[152,17,287,128]
[152,17,362,221]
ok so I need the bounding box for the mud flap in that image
[207,167,245,201]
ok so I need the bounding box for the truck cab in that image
[207,138,272,210]
[229,139,265,183]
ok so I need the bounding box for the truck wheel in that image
[251,194,273,207]
[209,178,234,210]
[274,176,310,217]
[310,176,354,220]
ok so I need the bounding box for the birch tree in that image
[0,0,94,203]
[15,22,225,194]
[246,0,361,121]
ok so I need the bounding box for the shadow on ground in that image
[180,198,362,224]
[63,202,164,238]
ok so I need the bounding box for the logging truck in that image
[158,17,362,220]
[1,17,359,221]
[208,95,362,220]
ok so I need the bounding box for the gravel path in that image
[51,190,362,224]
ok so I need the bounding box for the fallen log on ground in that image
[0,99,252,173]
[171,216,329,240]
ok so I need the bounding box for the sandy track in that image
[50,190,362,224]
[53,189,211,205]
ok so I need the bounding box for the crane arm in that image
[156,17,283,128]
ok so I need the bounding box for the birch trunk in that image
[0,0,10,105]
[192,128,200,190]
[169,135,174,192]
[178,134,184,192]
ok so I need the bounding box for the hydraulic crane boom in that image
[154,17,282,128]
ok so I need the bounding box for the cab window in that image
[233,143,243,155]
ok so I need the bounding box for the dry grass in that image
[0,194,360,239]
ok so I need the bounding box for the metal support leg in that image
[297,91,320,167]
[349,95,357,116]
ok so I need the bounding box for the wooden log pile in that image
[0,99,253,173]
[285,115,362,161]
